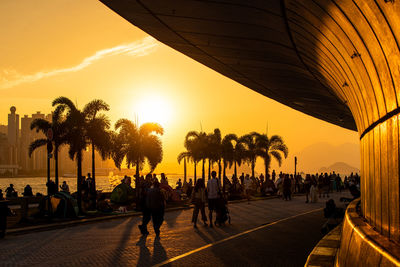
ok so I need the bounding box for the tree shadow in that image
[108,217,135,266]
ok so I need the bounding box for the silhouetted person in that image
[138,174,154,235]
[5,184,16,199]
[23,185,33,197]
[0,190,3,200]
[239,173,244,185]
[60,181,70,193]
[335,175,342,192]
[244,174,252,203]
[207,171,220,227]
[191,179,208,228]
[187,178,193,197]
[176,178,182,190]
[283,174,292,201]
[46,180,57,196]
[86,173,93,190]
[304,174,311,203]
[143,180,165,237]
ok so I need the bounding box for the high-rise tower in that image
[7,106,19,165]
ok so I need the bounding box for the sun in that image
[136,93,172,126]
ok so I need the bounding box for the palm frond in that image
[29,139,47,157]
[83,99,110,118]
[52,105,66,123]
[177,151,191,164]
[269,151,283,166]
[30,119,51,134]
[271,143,289,158]
[140,122,164,136]
[52,96,77,111]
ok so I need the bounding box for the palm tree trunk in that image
[251,160,255,178]
[202,159,205,179]
[135,160,140,210]
[77,151,82,214]
[234,161,237,178]
[218,159,221,180]
[223,160,226,189]
[92,143,97,209]
[54,145,59,192]
[194,161,197,184]
[208,159,211,180]
[264,156,270,179]
[184,157,187,183]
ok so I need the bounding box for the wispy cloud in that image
[0,36,158,89]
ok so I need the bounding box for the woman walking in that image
[191,179,208,228]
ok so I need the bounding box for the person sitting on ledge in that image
[60,181,70,193]
[23,185,33,197]
[5,184,17,199]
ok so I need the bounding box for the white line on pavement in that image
[152,207,323,267]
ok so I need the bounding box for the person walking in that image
[244,175,252,204]
[139,180,165,238]
[304,174,311,203]
[191,179,208,228]
[138,174,152,235]
[207,171,220,228]
[283,174,292,201]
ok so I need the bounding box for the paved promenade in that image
[0,192,349,267]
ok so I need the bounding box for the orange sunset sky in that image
[0,0,360,175]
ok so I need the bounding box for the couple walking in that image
[191,171,220,228]
[138,180,165,238]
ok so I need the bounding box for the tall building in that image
[7,106,19,165]
[0,125,7,135]
[19,111,50,173]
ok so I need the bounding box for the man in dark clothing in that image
[139,180,165,237]
[283,174,292,201]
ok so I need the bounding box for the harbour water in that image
[0,174,187,195]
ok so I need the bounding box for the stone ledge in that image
[336,199,400,267]
[305,224,341,267]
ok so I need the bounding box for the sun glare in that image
[135,93,172,126]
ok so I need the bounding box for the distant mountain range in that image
[318,162,359,176]
[295,142,360,174]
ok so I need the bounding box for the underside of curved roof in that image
[100,0,400,132]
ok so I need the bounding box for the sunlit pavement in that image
[0,192,350,267]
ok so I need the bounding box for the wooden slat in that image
[380,121,389,236]
[374,126,382,233]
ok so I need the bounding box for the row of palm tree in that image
[29,97,163,213]
[178,129,288,185]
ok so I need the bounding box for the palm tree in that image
[185,131,208,180]
[29,105,67,191]
[84,100,112,200]
[177,151,190,183]
[256,134,288,178]
[240,132,261,178]
[113,119,163,182]
[221,134,235,186]
[207,129,222,180]
[52,97,87,213]
[230,134,246,179]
